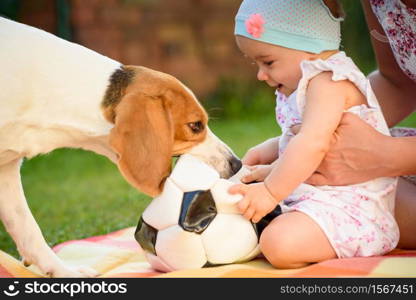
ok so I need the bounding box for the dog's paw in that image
[73,266,99,278]
[46,265,99,278]
[19,243,99,277]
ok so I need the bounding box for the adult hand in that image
[304,112,391,186]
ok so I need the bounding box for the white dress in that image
[275,51,399,258]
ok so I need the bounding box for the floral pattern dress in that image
[370,0,416,82]
[275,52,399,258]
[371,0,416,184]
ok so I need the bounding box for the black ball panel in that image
[135,217,158,255]
[179,190,217,234]
[254,204,282,237]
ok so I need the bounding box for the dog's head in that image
[102,66,241,197]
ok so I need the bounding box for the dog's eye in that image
[187,121,204,133]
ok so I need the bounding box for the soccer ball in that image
[134,154,271,272]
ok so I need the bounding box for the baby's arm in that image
[229,72,353,223]
[265,72,348,200]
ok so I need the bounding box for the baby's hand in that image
[241,164,273,183]
[242,137,279,166]
[228,182,278,223]
[242,147,263,166]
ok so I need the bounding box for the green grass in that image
[396,114,416,128]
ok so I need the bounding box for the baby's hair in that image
[322,0,345,19]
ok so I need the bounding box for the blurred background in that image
[0,0,414,258]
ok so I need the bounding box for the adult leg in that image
[395,178,416,249]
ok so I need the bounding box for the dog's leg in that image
[0,159,98,277]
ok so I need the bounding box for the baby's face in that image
[235,36,315,97]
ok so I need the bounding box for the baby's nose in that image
[257,69,268,81]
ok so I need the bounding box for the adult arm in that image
[305,112,416,186]
[361,0,416,127]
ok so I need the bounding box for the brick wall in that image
[15,0,252,97]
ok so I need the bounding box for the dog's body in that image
[0,17,240,277]
[0,17,120,163]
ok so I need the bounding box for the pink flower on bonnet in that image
[245,13,264,38]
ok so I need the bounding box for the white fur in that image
[0,17,120,162]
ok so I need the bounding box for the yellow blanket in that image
[1,227,415,278]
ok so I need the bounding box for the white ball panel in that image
[145,253,174,273]
[228,165,251,183]
[202,214,259,264]
[210,179,243,214]
[156,225,207,270]
[235,245,261,263]
[170,154,220,192]
[142,178,183,231]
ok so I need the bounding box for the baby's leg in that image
[259,211,337,269]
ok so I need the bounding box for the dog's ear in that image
[109,92,173,197]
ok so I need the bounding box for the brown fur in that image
[106,66,208,196]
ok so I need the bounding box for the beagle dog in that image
[0,17,241,277]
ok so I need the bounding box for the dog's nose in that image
[229,156,242,175]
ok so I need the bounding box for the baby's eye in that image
[263,60,274,66]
